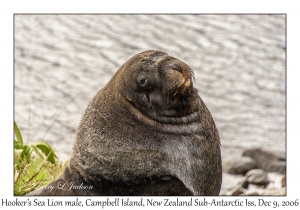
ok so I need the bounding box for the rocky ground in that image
[221,149,286,195]
[14,15,286,195]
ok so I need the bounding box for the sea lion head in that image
[115,50,199,123]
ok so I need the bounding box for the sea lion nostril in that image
[170,62,181,72]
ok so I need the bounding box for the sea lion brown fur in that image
[27,50,222,196]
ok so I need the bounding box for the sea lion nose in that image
[170,62,181,72]
[170,61,193,79]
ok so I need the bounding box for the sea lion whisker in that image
[145,92,150,103]
[173,90,178,97]
[125,95,132,102]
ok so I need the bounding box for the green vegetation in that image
[14,122,66,195]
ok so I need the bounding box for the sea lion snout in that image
[163,59,194,97]
[169,61,192,91]
[170,61,194,79]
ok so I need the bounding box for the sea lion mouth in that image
[124,93,199,125]
[166,76,192,103]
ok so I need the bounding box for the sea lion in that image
[27,50,222,196]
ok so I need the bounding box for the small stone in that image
[230,187,244,196]
[241,179,249,189]
[246,169,270,186]
[228,156,256,175]
[281,175,286,187]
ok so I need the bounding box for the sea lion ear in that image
[137,77,148,87]
[136,74,153,91]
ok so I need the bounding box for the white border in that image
[1,1,299,209]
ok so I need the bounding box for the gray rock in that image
[228,156,256,175]
[246,169,270,186]
[243,149,286,174]
[241,179,249,189]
